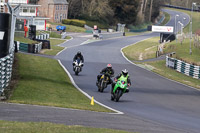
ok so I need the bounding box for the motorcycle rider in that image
[96,64,114,86]
[73,51,84,71]
[111,69,131,94]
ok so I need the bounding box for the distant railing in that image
[162,5,200,12]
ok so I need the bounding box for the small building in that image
[37,0,68,23]
[1,0,49,31]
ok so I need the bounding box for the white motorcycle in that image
[73,59,84,75]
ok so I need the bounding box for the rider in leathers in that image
[111,69,131,94]
[96,64,114,86]
[73,51,84,71]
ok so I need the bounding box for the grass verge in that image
[48,22,86,33]
[160,11,170,26]
[122,37,159,60]
[0,121,134,133]
[164,38,200,65]
[14,37,38,44]
[122,37,200,89]
[125,32,151,37]
[8,53,112,112]
[139,61,200,89]
[41,39,66,56]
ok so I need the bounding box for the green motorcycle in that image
[111,80,128,102]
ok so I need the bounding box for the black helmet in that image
[77,51,81,55]
[122,69,128,77]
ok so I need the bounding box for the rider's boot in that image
[125,88,129,93]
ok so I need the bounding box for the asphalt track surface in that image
[1,9,200,133]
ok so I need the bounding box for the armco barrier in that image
[0,49,14,95]
[162,5,199,12]
[166,56,200,79]
[94,32,124,39]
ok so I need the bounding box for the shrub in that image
[62,19,86,27]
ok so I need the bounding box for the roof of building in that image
[52,0,68,4]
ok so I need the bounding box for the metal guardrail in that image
[93,31,124,40]
[162,5,200,12]
[166,56,200,79]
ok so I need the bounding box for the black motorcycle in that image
[97,73,111,92]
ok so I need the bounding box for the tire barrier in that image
[19,42,42,53]
[0,13,11,58]
[166,56,200,79]
[36,33,50,40]
[0,48,14,96]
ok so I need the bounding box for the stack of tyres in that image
[35,39,51,49]
[28,44,35,53]
[29,25,36,40]
[19,43,28,52]
[14,41,20,53]
[0,13,11,58]
[42,40,50,49]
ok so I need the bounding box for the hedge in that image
[62,19,86,27]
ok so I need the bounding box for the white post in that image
[190,3,196,55]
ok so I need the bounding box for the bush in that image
[85,20,109,29]
[62,19,86,27]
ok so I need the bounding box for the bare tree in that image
[143,0,148,13]
[149,0,153,22]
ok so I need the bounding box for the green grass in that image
[14,37,38,44]
[164,38,200,65]
[48,22,86,33]
[140,60,200,89]
[8,53,112,112]
[0,121,134,133]
[160,12,170,26]
[41,39,65,56]
[122,37,159,60]
[122,37,200,89]
[125,32,151,37]
[65,36,72,39]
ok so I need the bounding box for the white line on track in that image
[56,39,124,114]
[120,38,200,92]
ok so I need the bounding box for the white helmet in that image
[122,69,128,77]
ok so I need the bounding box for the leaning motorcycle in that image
[73,59,83,75]
[111,80,128,102]
[97,73,110,92]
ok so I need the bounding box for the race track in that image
[1,9,200,133]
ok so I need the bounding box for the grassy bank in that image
[0,121,134,133]
[160,11,170,26]
[122,38,200,89]
[14,37,38,44]
[8,53,112,112]
[48,22,86,33]
[164,38,200,65]
[139,60,200,89]
[41,39,66,56]
[123,37,159,60]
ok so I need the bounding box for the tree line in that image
[67,0,166,25]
